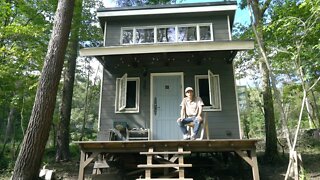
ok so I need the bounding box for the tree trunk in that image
[246,0,279,160]
[305,97,316,128]
[12,1,75,179]
[310,89,320,127]
[260,61,278,159]
[79,60,90,141]
[56,0,82,162]
[1,106,15,155]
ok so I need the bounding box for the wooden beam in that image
[79,41,254,57]
[235,150,254,167]
[235,150,260,180]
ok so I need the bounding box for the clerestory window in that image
[121,23,213,45]
[177,25,197,42]
[157,26,176,43]
[115,73,140,113]
[135,28,154,44]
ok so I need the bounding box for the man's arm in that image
[177,99,185,122]
[180,104,185,119]
[197,97,203,122]
[197,105,203,122]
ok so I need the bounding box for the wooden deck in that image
[75,139,260,180]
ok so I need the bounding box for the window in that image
[115,74,140,113]
[122,29,134,44]
[177,25,197,42]
[157,26,175,43]
[199,24,213,41]
[195,70,221,111]
[121,23,213,44]
[135,28,154,44]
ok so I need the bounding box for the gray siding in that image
[99,55,240,140]
[105,15,230,46]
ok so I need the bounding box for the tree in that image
[266,0,320,178]
[268,0,320,128]
[55,0,103,161]
[12,0,75,179]
[55,0,82,162]
[0,0,55,164]
[240,0,279,161]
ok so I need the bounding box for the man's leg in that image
[191,117,201,139]
[177,117,193,139]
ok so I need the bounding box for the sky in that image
[102,0,250,26]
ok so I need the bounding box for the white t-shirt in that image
[180,97,204,117]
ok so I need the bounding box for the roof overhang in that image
[97,4,237,18]
[80,41,254,57]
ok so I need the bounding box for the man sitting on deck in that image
[177,87,204,140]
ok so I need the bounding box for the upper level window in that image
[115,73,140,113]
[199,25,212,40]
[157,26,175,43]
[122,29,134,44]
[195,70,221,111]
[121,23,213,45]
[135,28,154,44]
[178,26,197,42]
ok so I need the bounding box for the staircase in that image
[137,147,193,180]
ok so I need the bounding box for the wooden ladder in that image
[137,147,193,180]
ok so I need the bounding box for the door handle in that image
[154,97,159,115]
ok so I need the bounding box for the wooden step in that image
[140,151,191,155]
[138,164,192,168]
[137,178,193,180]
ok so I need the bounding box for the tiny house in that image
[80,1,254,140]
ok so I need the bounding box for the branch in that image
[273,47,291,55]
[247,2,270,70]
[308,76,320,91]
[251,0,261,24]
[261,0,272,15]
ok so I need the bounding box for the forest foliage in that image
[235,0,320,138]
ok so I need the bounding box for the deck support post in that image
[78,150,100,180]
[178,147,185,179]
[235,149,260,180]
[78,150,85,180]
[145,147,154,179]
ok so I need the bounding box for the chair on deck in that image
[187,112,209,140]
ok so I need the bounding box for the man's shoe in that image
[182,134,190,140]
[190,135,196,140]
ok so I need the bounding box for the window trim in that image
[121,28,134,44]
[118,73,127,111]
[115,75,140,113]
[120,23,213,45]
[208,70,221,110]
[194,71,221,111]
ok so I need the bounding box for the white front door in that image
[151,73,183,140]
